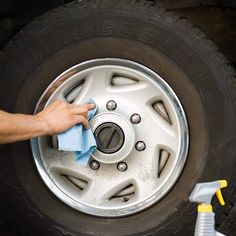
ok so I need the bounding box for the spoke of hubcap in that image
[144,104,179,154]
[129,144,176,199]
[40,146,94,182]
[108,79,162,106]
[134,174,158,199]
[45,91,67,104]
[43,72,84,105]
[73,67,114,104]
[127,146,159,198]
[80,174,134,205]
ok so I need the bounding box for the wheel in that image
[0,1,235,235]
[32,58,189,217]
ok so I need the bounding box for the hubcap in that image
[31,58,189,217]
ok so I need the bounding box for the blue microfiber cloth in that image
[57,98,97,166]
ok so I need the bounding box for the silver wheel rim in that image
[31,58,189,217]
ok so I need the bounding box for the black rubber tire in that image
[0,1,236,235]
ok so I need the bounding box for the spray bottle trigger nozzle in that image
[216,189,225,205]
[215,180,227,206]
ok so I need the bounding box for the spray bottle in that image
[189,180,227,236]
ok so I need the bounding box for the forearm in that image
[0,101,95,144]
[0,111,49,144]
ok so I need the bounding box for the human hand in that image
[35,100,96,135]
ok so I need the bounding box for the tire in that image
[0,1,236,235]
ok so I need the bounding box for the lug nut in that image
[135,141,146,151]
[130,113,141,124]
[106,100,117,111]
[117,162,128,172]
[90,160,100,170]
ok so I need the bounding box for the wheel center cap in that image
[90,112,135,164]
[94,122,124,154]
